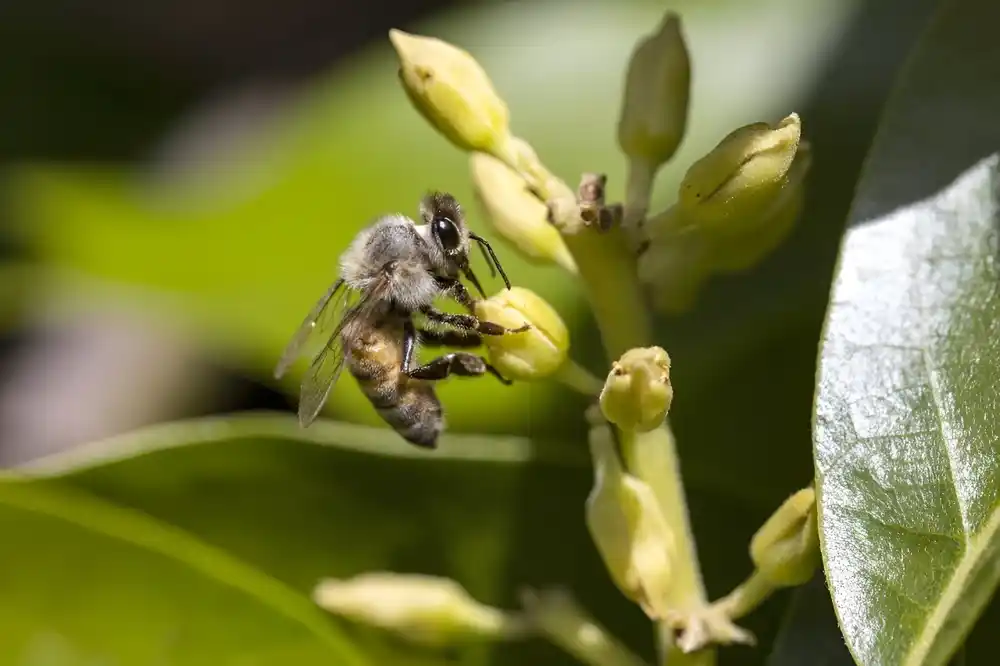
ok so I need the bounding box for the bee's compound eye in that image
[433,217,461,251]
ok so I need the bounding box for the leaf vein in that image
[921,348,970,542]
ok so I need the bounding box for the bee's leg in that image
[405,352,512,385]
[417,327,482,348]
[433,277,477,313]
[401,319,418,370]
[420,305,530,336]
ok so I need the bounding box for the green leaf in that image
[7,414,648,665]
[0,476,367,666]
[813,0,1000,663]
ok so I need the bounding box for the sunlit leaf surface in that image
[813,0,1000,663]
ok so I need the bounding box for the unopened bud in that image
[617,12,691,168]
[470,151,576,273]
[678,113,801,232]
[520,588,647,666]
[711,142,811,273]
[585,424,675,619]
[474,287,569,380]
[314,572,521,646]
[389,29,513,159]
[599,347,674,432]
[750,487,820,587]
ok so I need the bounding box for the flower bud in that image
[389,29,513,159]
[617,12,691,168]
[520,588,647,666]
[750,487,820,587]
[678,113,801,233]
[711,141,811,273]
[599,347,674,432]
[473,287,569,380]
[314,572,520,646]
[469,151,576,273]
[585,424,675,619]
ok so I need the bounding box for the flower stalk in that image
[535,169,712,666]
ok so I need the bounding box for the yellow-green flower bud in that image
[617,12,691,168]
[473,287,568,380]
[389,29,513,159]
[749,487,820,587]
[678,113,801,233]
[617,12,691,236]
[585,424,675,619]
[469,151,576,273]
[599,347,674,432]
[314,572,521,646]
[711,142,811,273]
[520,589,647,666]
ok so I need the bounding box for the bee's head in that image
[420,191,470,265]
[419,191,512,297]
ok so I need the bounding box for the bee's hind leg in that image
[405,352,512,386]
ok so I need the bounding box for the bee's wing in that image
[274,278,350,380]
[295,286,383,427]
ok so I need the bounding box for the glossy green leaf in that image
[813,0,1000,663]
[6,414,640,666]
[0,476,367,666]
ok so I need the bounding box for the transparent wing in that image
[274,278,349,380]
[295,282,387,427]
[296,333,349,427]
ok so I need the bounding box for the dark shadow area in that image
[847,1,1000,229]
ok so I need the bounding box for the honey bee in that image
[274,191,529,448]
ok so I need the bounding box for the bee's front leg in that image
[434,276,478,313]
[419,305,529,337]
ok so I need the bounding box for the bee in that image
[273,191,529,449]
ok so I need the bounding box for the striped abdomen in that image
[345,322,443,448]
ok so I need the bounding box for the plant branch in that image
[516,160,712,666]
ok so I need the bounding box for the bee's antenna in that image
[469,232,512,290]
[463,265,488,299]
[475,241,497,279]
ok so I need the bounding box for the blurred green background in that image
[0,0,944,664]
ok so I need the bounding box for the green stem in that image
[553,359,605,397]
[509,143,711,664]
[712,569,777,621]
[555,200,712,666]
[620,424,711,666]
[623,156,657,239]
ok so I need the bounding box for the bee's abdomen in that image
[375,386,443,449]
[348,334,443,449]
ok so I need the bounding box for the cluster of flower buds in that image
[390,29,577,274]
[638,114,810,313]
